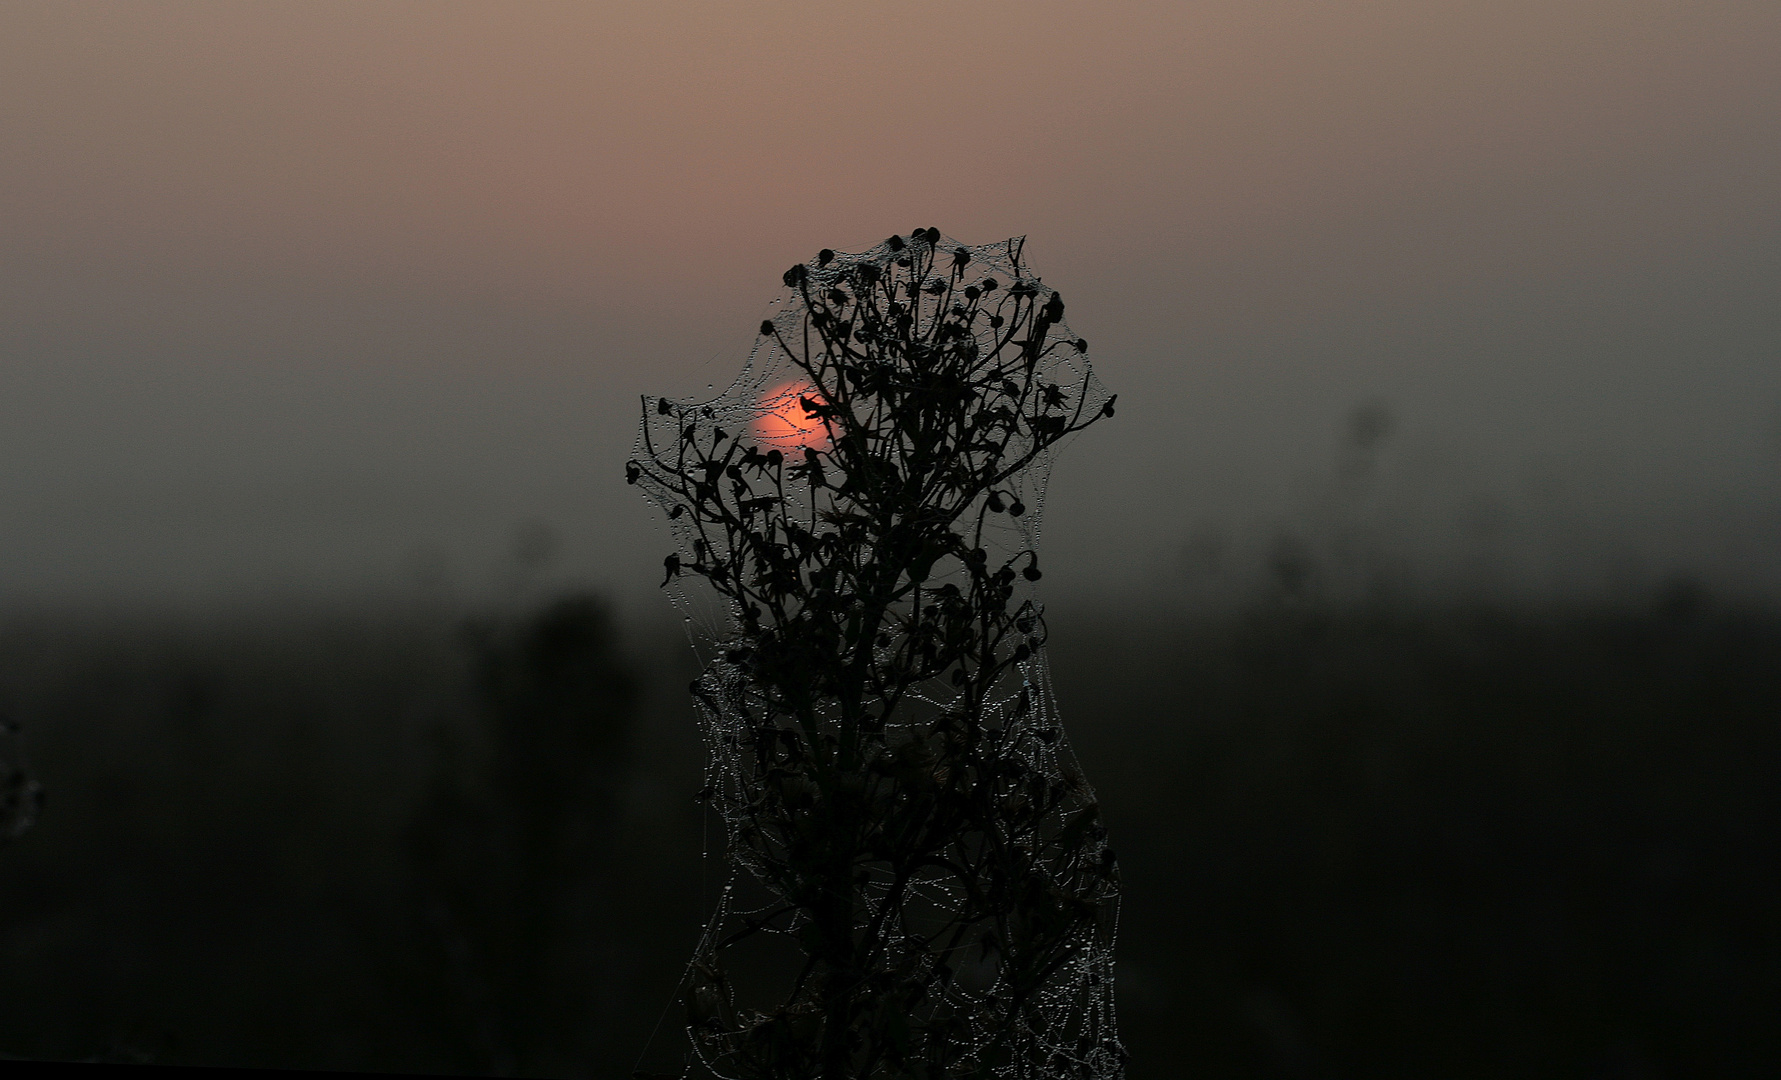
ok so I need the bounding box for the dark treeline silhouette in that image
[0,587,1776,1076]
[0,594,691,1075]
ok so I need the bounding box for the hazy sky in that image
[2,1,1777,614]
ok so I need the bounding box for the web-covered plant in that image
[627,231,1123,1079]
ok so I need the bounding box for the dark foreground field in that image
[0,591,1775,1078]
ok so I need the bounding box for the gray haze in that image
[1,2,1777,619]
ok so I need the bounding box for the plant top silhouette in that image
[628,230,1123,1079]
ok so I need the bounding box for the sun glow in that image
[753,380,830,448]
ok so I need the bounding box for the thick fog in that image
[4,8,1781,1075]
[1,2,1777,616]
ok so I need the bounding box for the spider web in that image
[630,233,1123,1079]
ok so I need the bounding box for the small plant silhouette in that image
[629,231,1123,1078]
[0,717,41,848]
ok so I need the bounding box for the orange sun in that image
[753,380,830,448]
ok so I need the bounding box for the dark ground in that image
[0,588,1775,1078]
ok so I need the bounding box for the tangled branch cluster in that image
[628,232,1123,1079]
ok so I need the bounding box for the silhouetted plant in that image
[407,593,636,1075]
[0,716,41,848]
[629,231,1123,1078]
